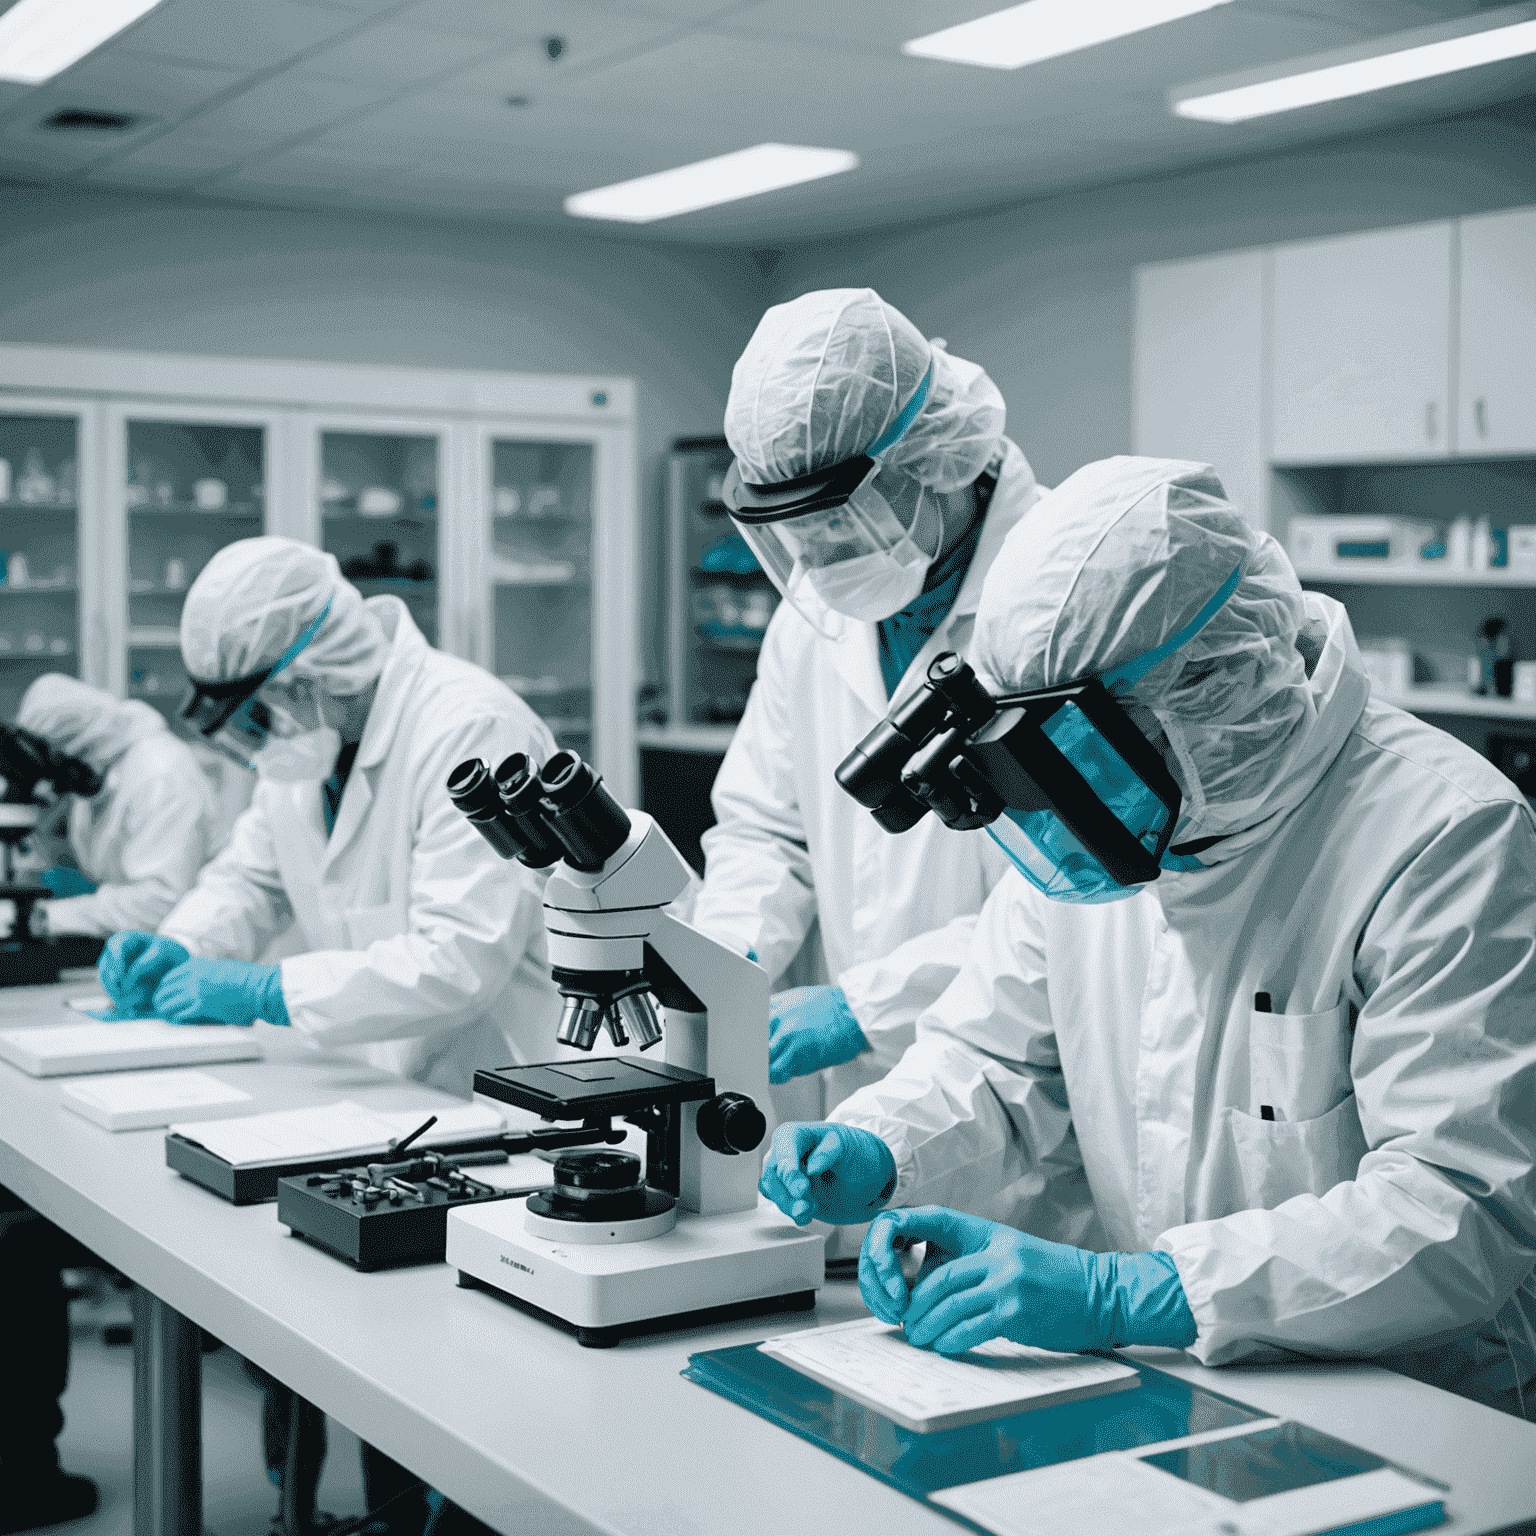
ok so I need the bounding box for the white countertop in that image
[4,980,1535,1536]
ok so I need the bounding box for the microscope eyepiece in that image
[493,753,566,869]
[536,752,631,873]
[446,757,528,862]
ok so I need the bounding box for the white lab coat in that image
[160,599,561,1096]
[835,597,1536,1416]
[20,701,215,939]
[692,441,1039,1117]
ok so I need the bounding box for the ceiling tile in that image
[23,50,243,121]
[296,21,500,84]
[113,0,363,71]
[188,75,391,145]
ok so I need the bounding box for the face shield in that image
[178,595,337,777]
[724,362,941,633]
[834,565,1242,904]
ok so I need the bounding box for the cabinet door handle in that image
[1474,397,1488,439]
[1425,401,1438,441]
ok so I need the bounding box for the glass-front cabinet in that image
[485,436,595,755]
[318,426,442,647]
[0,403,94,720]
[118,413,268,722]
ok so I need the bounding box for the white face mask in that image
[803,546,930,622]
[250,685,341,783]
[254,725,341,783]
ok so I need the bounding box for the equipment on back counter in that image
[442,749,824,1348]
[1,723,102,986]
[277,1115,626,1271]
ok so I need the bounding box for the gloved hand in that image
[99,932,190,1017]
[859,1206,1197,1356]
[759,1122,896,1226]
[38,866,97,898]
[769,985,868,1084]
[151,959,289,1028]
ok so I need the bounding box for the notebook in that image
[169,1100,506,1169]
[60,1069,253,1131]
[0,1021,263,1077]
[932,1418,1446,1536]
[759,1316,1139,1434]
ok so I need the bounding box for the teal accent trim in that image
[865,362,933,458]
[1159,849,1209,873]
[1099,563,1242,696]
[265,592,334,684]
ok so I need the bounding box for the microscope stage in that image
[447,1197,824,1343]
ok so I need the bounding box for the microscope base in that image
[447,1198,824,1347]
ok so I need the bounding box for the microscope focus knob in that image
[695,1093,767,1157]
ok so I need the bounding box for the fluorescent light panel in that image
[565,143,858,224]
[0,0,162,84]
[904,0,1236,70]
[1175,13,1536,122]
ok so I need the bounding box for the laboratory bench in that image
[2,979,1535,1536]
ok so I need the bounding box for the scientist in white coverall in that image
[699,288,1037,1132]
[762,458,1536,1418]
[14,674,214,937]
[95,537,561,1096]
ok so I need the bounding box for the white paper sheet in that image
[169,1100,506,1168]
[60,1070,252,1131]
[0,1021,263,1077]
[759,1316,1139,1433]
[66,994,112,1014]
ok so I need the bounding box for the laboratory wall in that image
[0,182,766,684]
[764,104,1536,490]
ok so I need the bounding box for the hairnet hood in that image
[181,537,388,695]
[17,674,166,775]
[726,288,1007,493]
[972,457,1369,859]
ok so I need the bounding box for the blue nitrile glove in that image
[39,866,97,898]
[99,932,190,1017]
[769,985,868,1084]
[859,1206,1198,1356]
[759,1122,896,1226]
[151,958,289,1027]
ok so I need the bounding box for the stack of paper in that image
[0,1021,263,1078]
[61,1070,253,1131]
[170,1100,506,1169]
[760,1316,1139,1433]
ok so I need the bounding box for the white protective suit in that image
[834,458,1536,1417]
[16,675,214,938]
[161,594,561,1096]
[694,290,1033,1120]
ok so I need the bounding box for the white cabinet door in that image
[1272,222,1453,463]
[1459,205,1536,456]
[1134,249,1267,530]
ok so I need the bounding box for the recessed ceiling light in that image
[40,107,142,131]
[565,143,858,224]
[903,0,1236,70]
[505,95,531,108]
[0,0,164,85]
[1173,3,1536,122]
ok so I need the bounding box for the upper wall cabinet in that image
[1271,222,1453,463]
[1459,206,1536,457]
[1134,249,1267,529]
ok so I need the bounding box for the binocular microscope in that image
[1,723,101,986]
[445,749,824,1347]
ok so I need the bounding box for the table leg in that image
[132,1287,202,1536]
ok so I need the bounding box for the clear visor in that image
[733,463,938,637]
[199,682,317,771]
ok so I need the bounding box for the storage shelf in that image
[127,628,182,649]
[0,649,73,662]
[1295,563,1536,587]
[129,504,262,520]
[638,724,737,754]
[541,714,592,735]
[0,500,76,514]
[0,585,77,595]
[1380,687,1536,720]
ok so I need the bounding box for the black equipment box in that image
[277,1153,529,1271]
